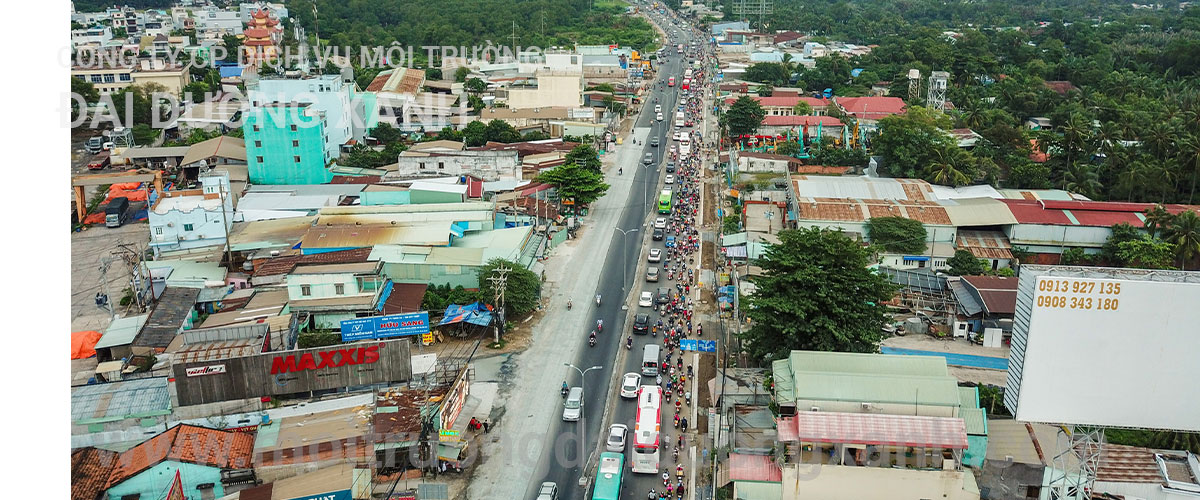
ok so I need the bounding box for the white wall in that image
[148,173,233,255]
[395,151,521,181]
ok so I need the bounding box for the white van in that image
[641,344,661,376]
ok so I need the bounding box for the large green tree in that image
[478,258,541,317]
[742,227,899,362]
[1164,210,1200,269]
[873,106,958,179]
[484,119,522,143]
[947,249,987,275]
[537,161,610,206]
[865,217,927,254]
[565,144,603,174]
[723,96,767,140]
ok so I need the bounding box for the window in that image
[294,155,301,163]
[119,73,131,82]
[183,223,194,231]
[438,162,445,170]
[155,227,163,234]
[334,283,345,295]
[292,140,299,147]
[419,162,426,170]
[90,75,103,83]
[103,73,115,83]
[300,285,311,296]
[254,140,262,148]
[252,125,260,132]
[290,124,297,131]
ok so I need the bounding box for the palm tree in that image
[1142,205,1174,239]
[1062,162,1102,199]
[1179,134,1200,204]
[926,147,973,187]
[1164,210,1200,270]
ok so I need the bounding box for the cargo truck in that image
[105,197,130,228]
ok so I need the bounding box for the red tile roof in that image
[794,165,851,175]
[106,424,255,489]
[761,115,843,127]
[1095,444,1164,483]
[777,411,969,449]
[728,453,783,482]
[1000,199,1199,227]
[383,282,427,315]
[956,230,1013,260]
[253,247,374,277]
[797,198,951,224]
[72,447,119,500]
[1043,80,1078,96]
[725,96,831,108]
[835,96,907,120]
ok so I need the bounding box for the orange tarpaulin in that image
[71,330,103,359]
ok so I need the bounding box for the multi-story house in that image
[148,171,234,257]
[243,102,333,185]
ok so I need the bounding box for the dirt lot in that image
[70,222,150,333]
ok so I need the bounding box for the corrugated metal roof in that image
[789,371,962,407]
[1095,444,1166,483]
[961,276,1018,315]
[777,411,969,449]
[878,267,947,294]
[133,287,201,349]
[96,314,150,349]
[728,453,783,482]
[71,377,170,423]
[792,176,931,201]
[939,197,1019,226]
[786,350,950,378]
[300,223,452,249]
[960,407,988,436]
[950,280,984,316]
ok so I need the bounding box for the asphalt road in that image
[530,9,698,500]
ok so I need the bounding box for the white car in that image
[656,113,664,121]
[621,373,640,398]
[654,217,667,229]
[665,175,675,184]
[606,424,629,452]
[648,248,662,262]
[655,105,662,113]
[638,291,654,307]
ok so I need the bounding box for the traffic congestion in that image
[576,5,716,500]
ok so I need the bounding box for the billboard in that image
[1005,266,1200,431]
[340,312,431,341]
[172,338,413,406]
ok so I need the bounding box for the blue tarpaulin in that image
[439,302,494,327]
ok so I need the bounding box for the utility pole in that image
[486,265,512,345]
[115,242,149,312]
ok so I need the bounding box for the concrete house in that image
[148,171,234,257]
[101,424,255,500]
[285,261,388,329]
[395,149,521,181]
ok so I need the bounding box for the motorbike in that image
[662,473,670,487]
[626,336,632,349]
[561,383,569,397]
[619,167,623,175]
[595,294,601,306]
[589,335,596,347]
[648,491,657,500]
[567,300,572,310]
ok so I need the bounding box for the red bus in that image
[668,77,675,87]
[682,78,690,90]
[631,385,662,473]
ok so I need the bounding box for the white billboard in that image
[1006,266,1200,431]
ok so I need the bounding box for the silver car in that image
[535,482,558,500]
[606,424,628,452]
[562,387,584,421]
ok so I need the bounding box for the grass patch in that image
[487,340,508,349]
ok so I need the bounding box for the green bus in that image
[592,451,624,500]
[657,189,672,214]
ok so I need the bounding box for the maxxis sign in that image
[171,338,413,406]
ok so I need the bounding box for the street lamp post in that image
[613,227,639,295]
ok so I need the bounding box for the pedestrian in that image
[483,418,491,433]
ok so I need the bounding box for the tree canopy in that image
[741,227,898,363]
[536,159,610,206]
[865,217,927,254]
[723,96,766,139]
[478,258,541,318]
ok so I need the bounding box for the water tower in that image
[907,69,921,104]
[928,71,949,111]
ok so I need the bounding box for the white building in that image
[393,150,521,181]
[148,171,234,256]
[71,26,113,49]
[195,6,244,35]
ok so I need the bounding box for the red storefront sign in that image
[270,344,381,374]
